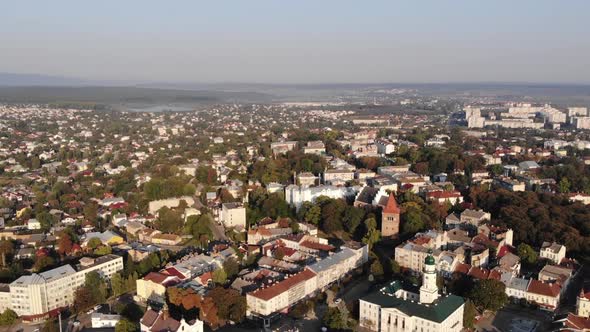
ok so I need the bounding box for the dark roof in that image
[355,186,379,204]
[361,288,464,323]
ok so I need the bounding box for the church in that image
[359,252,465,332]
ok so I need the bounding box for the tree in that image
[36,211,54,231]
[57,232,73,256]
[207,286,246,322]
[558,177,571,193]
[0,309,17,326]
[468,279,508,312]
[463,300,477,329]
[343,206,364,234]
[212,268,227,284]
[370,259,384,279]
[155,207,183,234]
[362,218,380,249]
[323,307,348,330]
[87,237,103,250]
[94,245,112,255]
[115,318,138,332]
[33,255,55,272]
[73,286,95,312]
[299,202,321,225]
[85,271,108,304]
[223,257,240,279]
[111,272,125,297]
[0,240,13,267]
[517,243,538,265]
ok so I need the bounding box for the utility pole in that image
[58,312,63,332]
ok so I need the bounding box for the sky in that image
[1,0,589,84]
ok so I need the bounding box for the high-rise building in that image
[381,193,400,238]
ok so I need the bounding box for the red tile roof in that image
[564,313,590,330]
[248,269,316,301]
[488,269,502,281]
[144,272,169,284]
[468,267,490,279]
[527,279,561,297]
[163,267,187,280]
[454,263,471,275]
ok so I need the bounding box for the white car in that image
[334,298,342,305]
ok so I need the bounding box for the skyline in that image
[2,0,590,84]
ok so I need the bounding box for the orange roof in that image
[468,267,490,279]
[455,263,471,275]
[144,272,169,284]
[383,193,400,214]
[527,279,561,297]
[564,313,590,330]
[249,269,316,301]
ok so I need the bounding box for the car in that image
[334,298,342,305]
[94,304,102,310]
[73,320,81,327]
[86,309,94,315]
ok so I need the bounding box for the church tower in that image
[381,193,400,238]
[419,251,440,304]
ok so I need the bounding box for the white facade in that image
[91,313,121,328]
[221,202,246,229]
[285,184,357,210]
[7,255,123,320]
[359,254,464,332]
[540,242,566,265]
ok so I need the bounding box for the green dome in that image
[425,254,435,265]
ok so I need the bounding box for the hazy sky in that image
[2,0,589,84]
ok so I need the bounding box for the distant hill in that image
[0,72,93,86]
[0,85,272,105]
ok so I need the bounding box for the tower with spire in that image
[381,192,400,238]
[419,250,440,304]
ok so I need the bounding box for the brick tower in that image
[381,192,400,238]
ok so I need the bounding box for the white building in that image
[540,242,566,265]
[568,107,588,117]
[307,245,369,290]
[5,255,123,321]
[572,117,590,130]
[284,184,357,211]
[91,313,121,328]
[246,269,317,318]
[221,202,246,229]
[359,253,464,332]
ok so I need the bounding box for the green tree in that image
[0,309,17,326]
[223,257,240,279]
[370,259,384,279]
[323,307,348,330]
[343,206,364,235]
[212,268,227,284]
[468,279,508,312]
[463,300,477,329]
[517,243,538,265]
[85,271,108,304]
[115,318,138,332]
[94,245,112,255]
[87,237,103,249]
[362,218,381,249]
[300,202,321,225]
[558,177,571,193]
[111,272,125,297]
